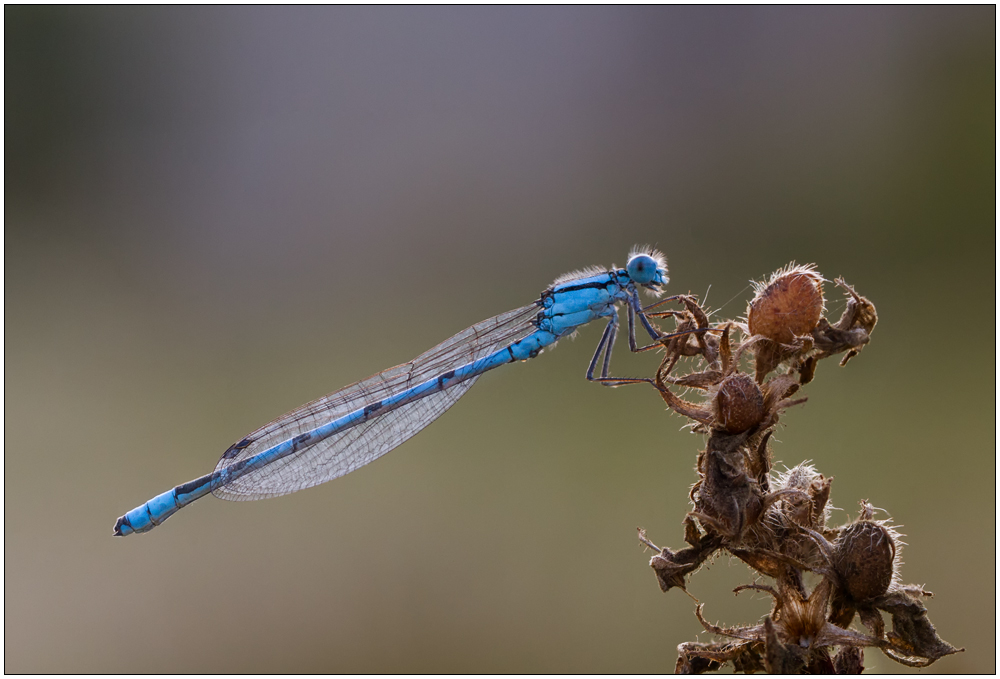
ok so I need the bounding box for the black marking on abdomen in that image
[222,436,254,459]
[113,516,130,536]
[437,370,456,389]
[363,401,383,418]
[292,432,312,449]
[175,477,207,497]
[507,346,516,362]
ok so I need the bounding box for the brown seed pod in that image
[832,520,896,602]
[713,373,765,434]
[747,264,825,344]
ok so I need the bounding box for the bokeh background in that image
[6,6,994,673]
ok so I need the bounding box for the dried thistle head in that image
[712,372,765,434]
[831,503,901,603]
[654,320,807,438]
[736,462,837,569]
[744,263,825,381]
[771,462,834,532]
[747,263,826,345]
[657,371,769,436]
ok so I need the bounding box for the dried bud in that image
[832,520,897,602]
[772,462,832,529]
[748,264,825,344]
[713,373,765,434]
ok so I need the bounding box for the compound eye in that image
[627,254,658,285]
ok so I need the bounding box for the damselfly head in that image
[627,246,669,293]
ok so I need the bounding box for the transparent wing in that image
[213,304,540,500]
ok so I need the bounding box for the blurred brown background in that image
[5,7,994,673]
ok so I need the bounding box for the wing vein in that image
[213,304,540,500]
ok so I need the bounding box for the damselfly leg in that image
[586,293,720,387]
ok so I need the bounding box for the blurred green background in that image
[5,7,994,673]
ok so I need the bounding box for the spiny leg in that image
[629,295,723,358]
[638,294,705,344]
[589,295,725,388]
[626,293,671,353]
[585,317,614,382]
[593,311,671,387]
[632,291,665,345]
[641,294,686,313]
[601,315,617,378]
[626,296,639,351]
[626,299,682,352]
[630,291,720,353]
[637,300,720,354]
[586,313,657,387]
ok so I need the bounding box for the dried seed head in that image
[832,519,897,602]
[712,373,765,434]
[771,462,833,530]
[747,263,825,344]
[774,461,822,492]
